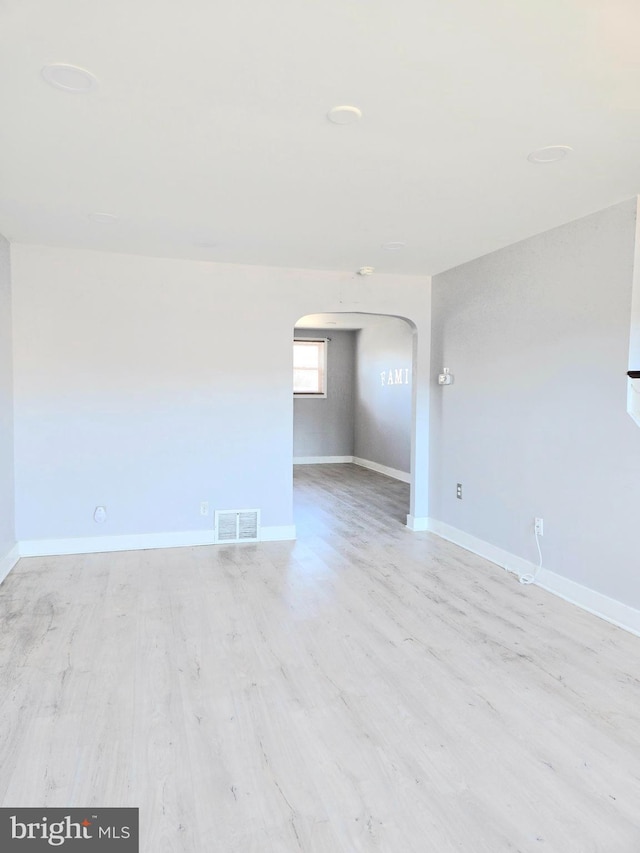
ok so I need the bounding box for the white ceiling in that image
[1,0,639,276]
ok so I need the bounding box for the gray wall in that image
[293,329,355,458]
[430,199,640,609]
[0,234,15,560]
[11,245,431,541]
[354,317,413,473]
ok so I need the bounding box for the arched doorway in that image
[293,312,416,527]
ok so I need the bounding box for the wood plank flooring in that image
[1,463,640,851]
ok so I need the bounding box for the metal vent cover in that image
[214,509,260,543]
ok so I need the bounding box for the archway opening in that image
[292,311,416,529]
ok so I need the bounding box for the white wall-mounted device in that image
[438,367,454,385]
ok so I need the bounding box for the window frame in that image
[293,337,328,398]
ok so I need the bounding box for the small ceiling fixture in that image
[357,266,375,276]
[327,105,362,125]
[382,241,406,251]
[41,63,97,93]
[527,145,573,164]
[88,212,118,224]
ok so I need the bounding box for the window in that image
[293,339,327,397]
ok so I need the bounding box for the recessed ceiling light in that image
[357,266,375,276]
[327,105,362,125]
[41,63,97,93]
[88,212,118,224]
[527,145,573,164]
[382,241,406,251]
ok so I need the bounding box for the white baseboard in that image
[0,543,20,585]
[19,525,296,557]
[426,519,535,577]
[293,456,354,465]
[426,518,640,637]
[353,457,411,484]
[259,525,297,542]
[535,569,640,638]
[406,515,430,531]
[293,455,411,485]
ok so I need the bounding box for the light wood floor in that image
[1,464,640,851]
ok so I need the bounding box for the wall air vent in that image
[214,509,260,543]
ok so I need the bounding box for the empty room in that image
[1,1,640,851]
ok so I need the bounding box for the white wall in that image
[354,316,413,474]
[11,246,431,544]
[0,234,15,566]
[627,198,640,370]
[293,329,355,459]
[430,199,640,610]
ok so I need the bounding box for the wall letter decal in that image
[381,367,411,386]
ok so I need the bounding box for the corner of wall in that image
[0,233,16,572]
[626,195,640,425]
[0,543,19,586]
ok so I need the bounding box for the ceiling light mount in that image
[88,212,118,224]
[527,145,573,164]
[41,63,98,93]
[357,266,375,276]
[327,105,362,125]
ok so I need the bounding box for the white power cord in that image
[519,530,543,585]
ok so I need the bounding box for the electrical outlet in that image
[200,501,209,516]
[456,483,462,499]
[534,517,544,536]
[94,506,107,523]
